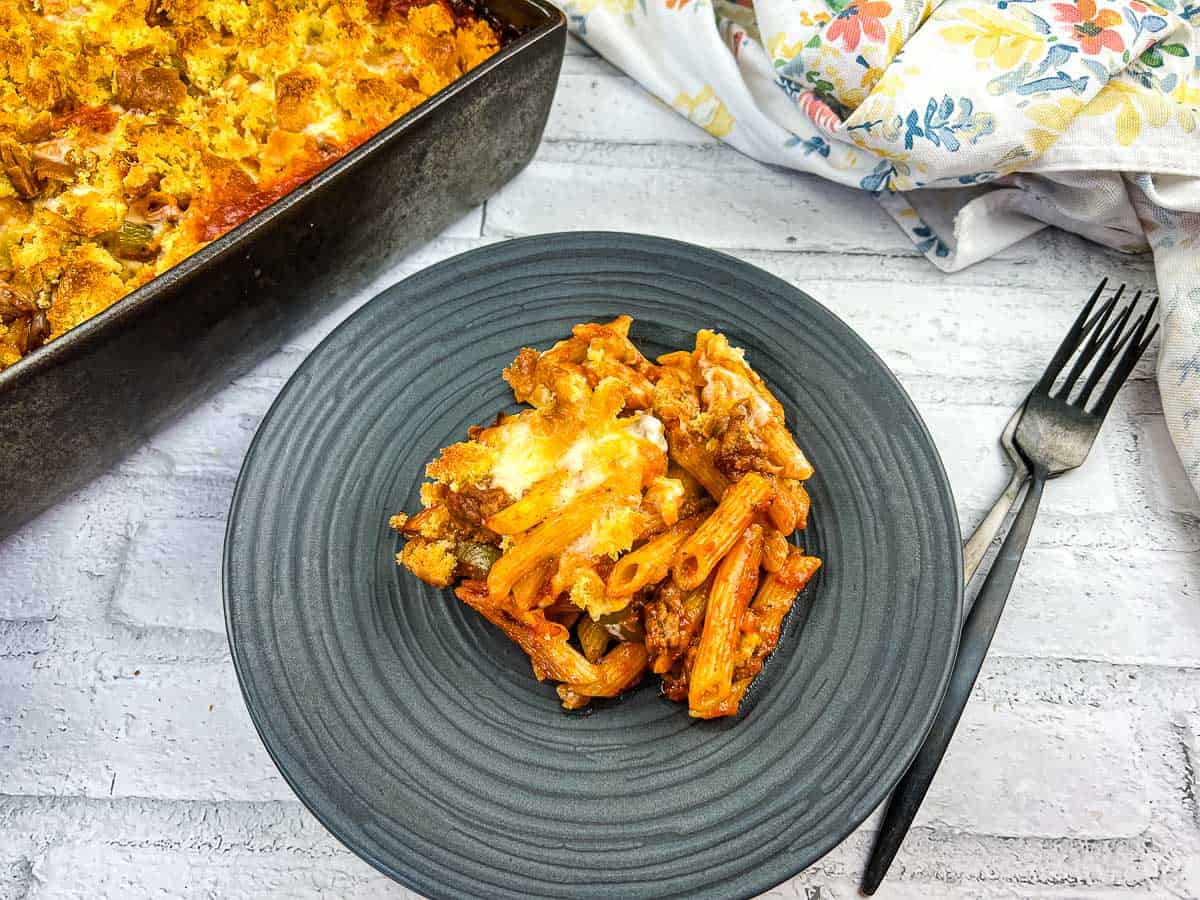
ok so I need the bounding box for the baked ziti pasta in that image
[390,317,822,718]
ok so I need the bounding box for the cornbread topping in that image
[0,0,500,369]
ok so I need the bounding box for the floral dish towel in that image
[563,0,1200,495]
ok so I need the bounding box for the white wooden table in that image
[2,38,1198,899]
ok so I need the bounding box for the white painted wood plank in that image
[546,68,713,144]
[486,148,914,254]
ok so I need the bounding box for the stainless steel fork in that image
[962,282,1138,588]
[962,404,1027,587]
[862,281,1159,895]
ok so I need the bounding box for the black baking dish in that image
[0,0,566,537]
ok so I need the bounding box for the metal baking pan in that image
[0,0,566,538]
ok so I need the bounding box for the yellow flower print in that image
[867,143,912,166]
[841,89,866,108]
[940,7,1046,69]
[673,85,735,138]
[887,21,904,60]
[804,43,875,106]
[860,66,884,92]
[768,31,806,62]
[1085,81,1170,146]
[829,149,861,170]
[1019,97,1085,158]
[871,62,920,99]
[1172,81,1200,133]
[843,97,911,159]
[836,23,905,105]
[1173,81,1200,110]
[567,0,634,14]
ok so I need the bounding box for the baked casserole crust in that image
[0,0,500,369]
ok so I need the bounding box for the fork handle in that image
[962,467,1028,588]
[861,467,1047,896]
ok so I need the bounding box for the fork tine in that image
[1073,296,1137,406]
[1058,291,1126,398]
[1036,279,1110,394]
[1090,297,1159,417]
[1076,282,1122,351]
[1083,281,1121,334]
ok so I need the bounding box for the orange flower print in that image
[666,0,692,8]
[825,1,891,53]
[1052,0,1125,54]
[798,90,843,134]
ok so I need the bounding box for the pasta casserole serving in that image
[390,317,821,718]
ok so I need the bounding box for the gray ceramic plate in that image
[224,232,962,900]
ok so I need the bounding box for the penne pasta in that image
[767,485,797,534]
[511,559,553,610]
[556,642,649,706]
[733,550,822,685]
[768,477,812,533]
[690,677,750,720]
[456,581,599,684]
[673,473,773,591]
[607,515,702,598]
[393,319,822,716]
[656,350,694,369]
[761,527,790,574]
[603,315,633,339]
[666,426,730,500]
[486,472,568,535]
[694,329,785,421]
[792,481,811,531]
[583,357,655,409]
[572,316,638,349]
[761,417,815,480]
[487,487,615,602]
[688,524,764,717]
[651,368,729,498]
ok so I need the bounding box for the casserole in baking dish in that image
[0,0,565,536]
[0,0,505,369]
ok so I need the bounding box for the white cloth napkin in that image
[562,0,1200,494]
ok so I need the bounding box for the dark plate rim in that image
[223,231,964,899]
[0,0,566,394]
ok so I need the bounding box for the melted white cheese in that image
[624,413,667,452]
[487,420,548,498]
[486,413,667,502]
